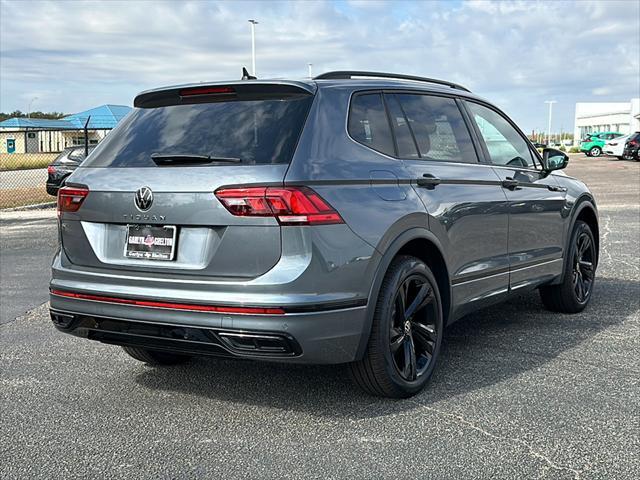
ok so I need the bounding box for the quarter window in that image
[348,93,395,156]
[466,102,535,168]
[393,94,478,163]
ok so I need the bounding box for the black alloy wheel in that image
[349,256,443,398]
[540,220,597,313]
[389,274,438,381]
[572,230,595,303]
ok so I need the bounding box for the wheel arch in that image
[355,228,452,360]
[554,196,599,285]
[572,197,599,263]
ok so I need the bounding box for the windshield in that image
[83,96,313,167]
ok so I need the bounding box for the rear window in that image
[83,97,313,167]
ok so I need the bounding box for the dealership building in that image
[0,104,131,154]
[574,98,640,141]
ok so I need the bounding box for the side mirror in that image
[542,148,569,172]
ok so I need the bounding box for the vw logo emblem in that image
[134,186,153,211]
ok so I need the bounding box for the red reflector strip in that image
[50,290,285,315]
[179,86,235,96]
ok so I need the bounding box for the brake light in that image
[179,86,235,96]
[57,186,88,213]
[47,165,56,174]
[215,186,344,225]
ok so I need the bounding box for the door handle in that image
[417,174,441,189]
[547,185,567,192]
[501,178,519,190]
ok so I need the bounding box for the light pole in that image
[248,19,258,76]
[307,63,313,78]
[27,97,38,118]
[544,100,557,146]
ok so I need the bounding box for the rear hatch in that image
[59,81,315,278]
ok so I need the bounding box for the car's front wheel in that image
[121,346,191,365]
[589,146,602,157]
[349,256,443,398]
[540,220,596,313]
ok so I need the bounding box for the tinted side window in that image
[466,102,535,168]
[385,95,419,159]
[395,94,478,163]
[348,93,394,156]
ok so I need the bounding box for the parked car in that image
[580,131,624,157]
[622,131,640,161]
[603,133,633,160]
[46,146,95,196]
[50,71,599,398]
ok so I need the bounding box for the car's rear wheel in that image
[540,220,596,313]
[589,146,602,157]
[349,255,443,398]
[121,346,191,365]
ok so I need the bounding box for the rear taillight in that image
[57,186,89,213]
[215,186,344,225]
[629,140,639,147]
[47,165,56,174]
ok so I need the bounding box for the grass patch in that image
[0,153,58,171]
[0,187,54,209]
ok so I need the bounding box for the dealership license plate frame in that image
[124,224,177,261]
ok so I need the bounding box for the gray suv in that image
[50,71,599,398]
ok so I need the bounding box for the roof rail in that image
[313,71,471,92]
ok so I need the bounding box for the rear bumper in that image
[49,291,368,364]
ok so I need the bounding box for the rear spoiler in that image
[134,81,316,108]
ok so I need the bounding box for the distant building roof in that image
[0,117,76,129]
[0,104,131,130]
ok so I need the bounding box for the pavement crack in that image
[409,401,583,479]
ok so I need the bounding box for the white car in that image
[604,134,632,159]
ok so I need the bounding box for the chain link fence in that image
[0,113,127,209]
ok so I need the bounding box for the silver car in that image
[50,71,599,397]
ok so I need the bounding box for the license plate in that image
[125,224,177,261]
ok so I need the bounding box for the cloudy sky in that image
[1,0,638,133]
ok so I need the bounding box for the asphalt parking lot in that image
[1,154,638,479]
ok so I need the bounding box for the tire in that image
[349,256,444,398]
[121,346,191,365]
[540,220,596,313]
[589,146,602,157]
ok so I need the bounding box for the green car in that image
[580,131,624,157]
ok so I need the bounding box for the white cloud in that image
[0,0,638,132]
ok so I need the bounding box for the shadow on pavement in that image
[134,277,638,418]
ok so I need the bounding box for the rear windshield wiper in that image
[151,153,242,165]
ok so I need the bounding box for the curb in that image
[1,201,56,212]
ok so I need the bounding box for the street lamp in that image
[307,63,313,79]
[544,100,557,146]
[248,19,258,76]
[27,97,38,118]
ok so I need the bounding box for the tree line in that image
[0,111,67,122]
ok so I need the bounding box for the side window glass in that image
[466,102,535,168]
[395,94,478,163]
[348,93,395,156]
[385,95,419,159]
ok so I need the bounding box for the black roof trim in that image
[313,71,471,92]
